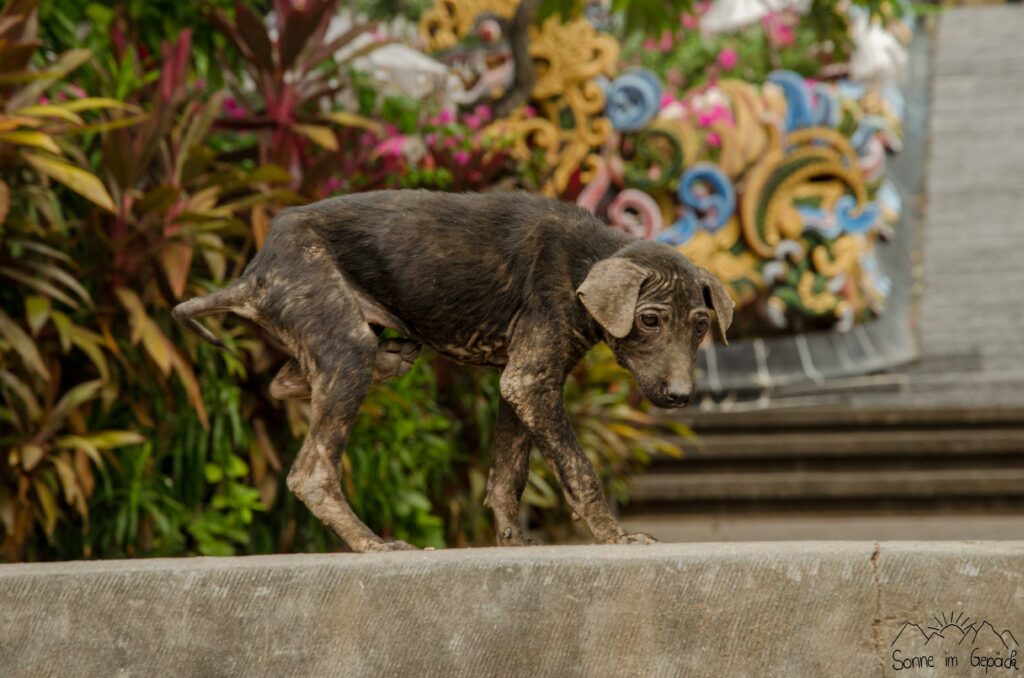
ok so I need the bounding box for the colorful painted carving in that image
[599,72,901,331]
[421,3,619,197]
[420,1,905,331]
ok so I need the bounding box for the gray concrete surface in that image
[621,513,1024,542]
[851,6,1024,408]
[2,543,1023,677]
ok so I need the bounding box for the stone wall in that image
[3,542,1022,676]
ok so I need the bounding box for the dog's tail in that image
[171,279,250,348]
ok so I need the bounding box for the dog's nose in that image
[661,383,692,406]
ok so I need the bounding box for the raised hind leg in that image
[372,337,421,382]
[269,337,421,400]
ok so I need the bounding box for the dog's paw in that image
[614,532,660,545]
[363,539,418,553]
[496,526,545,547]
[372,339,422,382]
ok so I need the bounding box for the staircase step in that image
[669,406,1024,432]
[629,468,1024,502]
[663,427,1024,459]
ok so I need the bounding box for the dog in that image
[173,190,733,552]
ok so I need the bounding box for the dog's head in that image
[576,240,734,408]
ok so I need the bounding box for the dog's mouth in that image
[649,394,693,409]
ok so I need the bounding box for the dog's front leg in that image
[499,357,657,546]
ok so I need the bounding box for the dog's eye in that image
[639,312,660,329]
[695,317,709,336]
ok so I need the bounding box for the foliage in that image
[2,0,687,562]
[540,0,906,41]
[621,0,910,90]
[38,0,265,81]
[0,0,147,559]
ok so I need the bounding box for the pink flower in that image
[453,150,470,166]
[374,134,407,158]
[523,105,537,118]
[436,109,454,124]
[37,95,50,105]
[67,84,87,99]
[425,133,437,147]
[223,96,246,118]
[464,113,481,131]
[474,104,492,122]
[716,48,739,70]
[660,92,675,109]
[694,103,734,128]
[659,30,673,52]
[444,136,459,148]
[706,132,721,147]
[643,38,657,51]
[763,12,796,48]
[681,13,699,30]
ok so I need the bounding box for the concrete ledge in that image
[2,542,1023,677]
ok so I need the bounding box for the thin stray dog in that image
[173,190,733,552]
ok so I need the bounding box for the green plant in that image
[4,0,698,562]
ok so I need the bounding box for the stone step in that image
[628,468,1024,503]
[669,406,1024,432]
[620,511,1024,542]
[659,427,1024,459]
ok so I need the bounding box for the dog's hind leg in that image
[269,360,311,400]
[269,338,421,401]
[372,338,421,382]
[271,256,414,552]
[172,279,252,347]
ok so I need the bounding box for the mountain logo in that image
[889,612,1019,672]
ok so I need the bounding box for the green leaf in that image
[0,369,41,423]
[13,105,84,125]
[33,478,59,536]
[6,49,91,110]
[59,97,143,114]
[292,124,339,151]
[0,130,62,154]
[176,91,225,183]
[21,443,45,471]
[72,431,144,449]
[204,464,224,483]
[226,455,249,479]
[0,265,81,309]
[23,260,92,307]
[50,310,72,352]
[23,153,117,213]
[25,296,51,335]
[38,380,104,440]
[0,307,50,380]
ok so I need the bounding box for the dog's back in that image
[260,190,628,361]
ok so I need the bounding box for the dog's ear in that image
[577,257,649,339]
[697,267,734,346]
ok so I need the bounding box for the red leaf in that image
[235,2,276,73]
[159,30,193,105]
